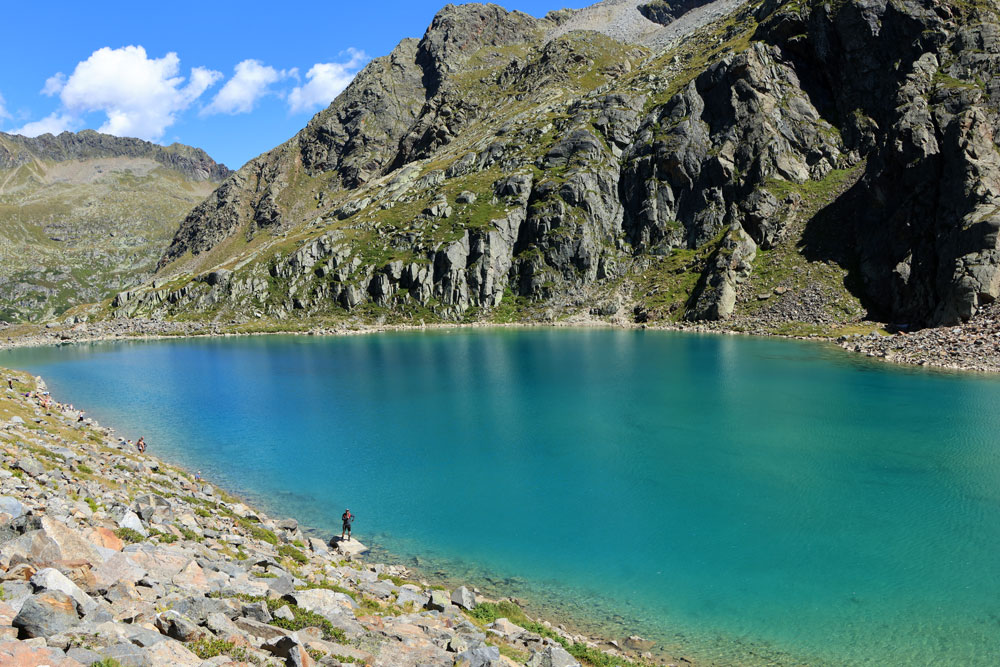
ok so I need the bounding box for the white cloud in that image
[288,49,367,114]
[203,60,289,115]
[10,112,77,137]
[47,45,221,141]
[0,91,9,120]
[42,73,66,96]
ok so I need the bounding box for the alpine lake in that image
[4,328,999,666]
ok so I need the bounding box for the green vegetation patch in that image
[271,603,347,642]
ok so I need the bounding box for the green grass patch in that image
[271,604,347,642]
[236,516,278,545]
[466,601,566,646]
[114,527,145,543]
[174,524,200,541]
[278,543,309,565]
[77,463,93,474]
[188,637,256,662]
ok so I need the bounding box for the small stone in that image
[273,604,295,621]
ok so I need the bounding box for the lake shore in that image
[3,305,1000,373]
[0,366,675,667]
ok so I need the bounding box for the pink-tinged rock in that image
[0,639,85,666]
[86,526,124,551]
[93,552,147,590]
[145,638,204,665]
[0,603,14,627]
[39,517,102,563]
[125,545,190,579]
[2,563,36,582]
[171,560,209,592]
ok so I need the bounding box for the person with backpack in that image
[341,509,354,541]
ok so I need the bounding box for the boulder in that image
[233,616,291,640]
[329,536,369,556]
[426,589,451,611]
[242,600,272,623]
[12,590,81,638]
[15,457,44,477]
[451,585,476,610]
[526,645,581,667]
[0,496,24,519]
[0,639,84,666]
[100,641,153,667]
[155,610,205,642]
[85,526,124,551]
[117,510,147,537]
[395,587,429,608]
[30,568,97,615]
[145,639,203,666]
[94,552,147,591]
[262,635,315,667]
[490,617,525,639]
[276,517,298,531]
[273,604,295,621]
[455,645,503,667]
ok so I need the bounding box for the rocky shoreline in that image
[5,309,1000,375]
[0,368,668,666]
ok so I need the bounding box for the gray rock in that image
[30,567,97,615]
[66,646,105,665]
[155,610,205,642]
[117,510,147,536]
[527,645,582,667]
[12,590,82,638]
[396,587,429,608]
[15,457,44,477]
[101,641,153,667]
[273,604,295,621]
[426,589,451,612]
[0,496,24,518]
[451,585,476,610]
[455,645,503,667]
[242,600,272,623]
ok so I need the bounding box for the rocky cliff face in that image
[0,131,228,322]
[116,0,999,331]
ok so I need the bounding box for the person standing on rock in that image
[136,436,146,453]
[341,508,354,541]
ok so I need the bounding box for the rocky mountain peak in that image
[0,130,230,181]
[116,0,1000,334]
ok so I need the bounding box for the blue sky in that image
[0,0,592,170]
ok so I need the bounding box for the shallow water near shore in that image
[4,328,1000,665]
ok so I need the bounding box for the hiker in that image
[136,437,146,453]
[195,471,201,482]
[341,509,354,541]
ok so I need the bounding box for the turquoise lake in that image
[3,328,1000,665]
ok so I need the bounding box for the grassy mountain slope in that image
[0,131,228,321]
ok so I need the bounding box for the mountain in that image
[0,130,229,321]
[110,0,999,334]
